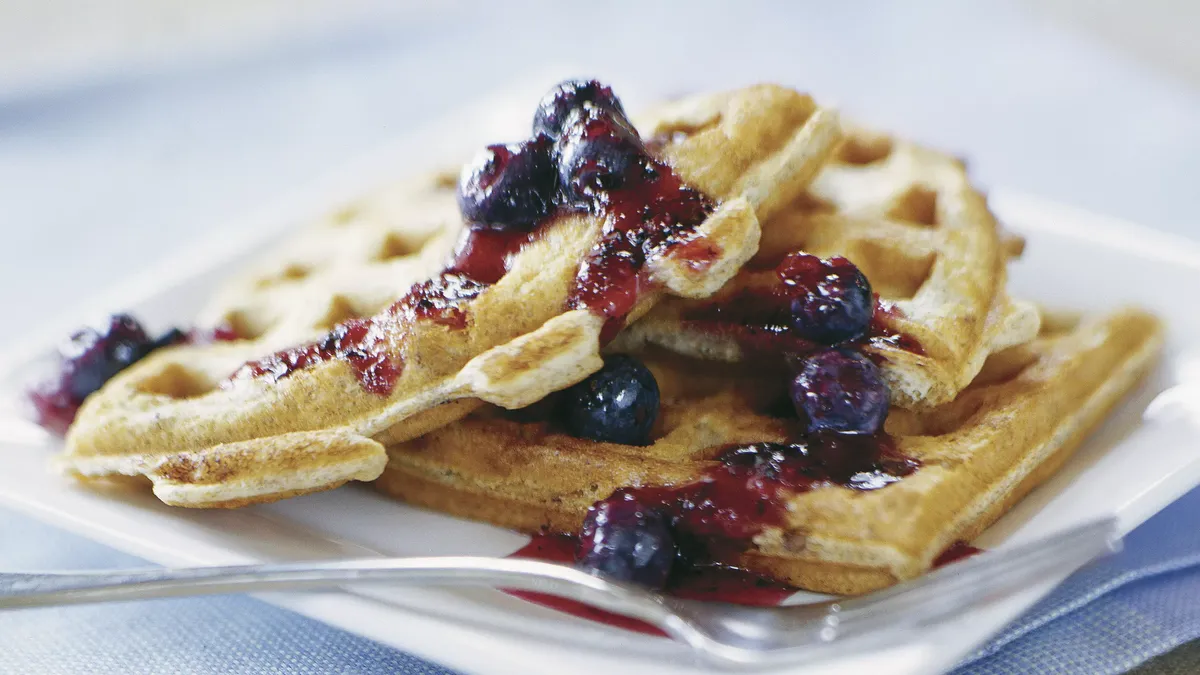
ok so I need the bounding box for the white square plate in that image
[0,91,1198,674]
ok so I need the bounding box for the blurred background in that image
[2,0,1199,331]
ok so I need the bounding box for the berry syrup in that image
[505,434,919,633]
[933,541,983,568]
[228,81,719,394]
[228,273,485,395]
[610,436,918,546]
[683,264,924,359]
[567,157,715,320]
[507,532,796,636]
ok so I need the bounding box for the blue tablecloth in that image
[4,485,1200,674]
[954,486,1200,674]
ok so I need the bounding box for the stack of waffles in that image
[50,81,1162,595]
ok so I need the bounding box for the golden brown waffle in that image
[196,175,462,351]
[377,308,1163,595]
[613,127,1040,409]
[58,84,843,508]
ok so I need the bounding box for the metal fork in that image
[0,518,1118,668]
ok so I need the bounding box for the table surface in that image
[1,2,1198,673]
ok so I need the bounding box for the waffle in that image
[377,308,1163,594]
[58,84,843,508]
[196,174,462,353]
[613,127,1040,409]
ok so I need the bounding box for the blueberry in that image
[27,314,158,433]
[556,108,645,201]
[777,253,874,344]
[790,349,889,435]
[60,314,153,400]
[457,136,557,229]
[560,355,660,445]
[577,493,676,588]
[533,79,628,138]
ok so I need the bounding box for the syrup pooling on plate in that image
[514,532,796,605]
[225,78,719,395]
[933,541,984,568]
[507,532,795,637]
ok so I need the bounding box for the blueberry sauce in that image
[446,226,538,286]
[869,301,925,354]
[501,435,918,628]
[565,248,927,590]
[682,254,924,359]
[228,272,485,394]
[566,433,918,595]
[567,155,714,319]
[933,541,983,568]
[507,532,796,636]
[158,323,242,348]
[28,314,193,434]
[208,323,242,343]
[609,436,917,545]
[447,165,716,328]
[225,79,719,395]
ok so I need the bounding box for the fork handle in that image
[0,556,654,615]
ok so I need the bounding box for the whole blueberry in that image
[60,314,154,400]
[578,493,676,589]
[777,253,874,344]
[533,79,628,138]
[790,349,889,435]
[457,136,557,229]
[560,355,660,445]
[28,314,157,433]
[556,108,645,201]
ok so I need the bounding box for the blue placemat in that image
[954,485,1200,674]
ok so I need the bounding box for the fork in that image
[0,517,1117,668]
